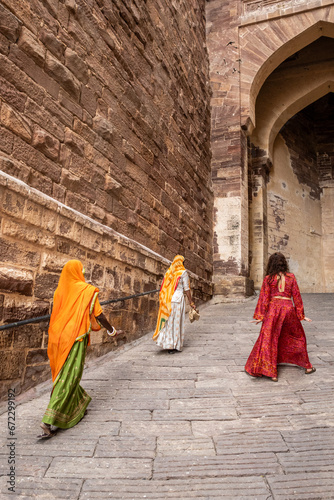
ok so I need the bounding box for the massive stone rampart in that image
[0,0,213,398]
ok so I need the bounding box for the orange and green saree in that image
[42,260,102,429]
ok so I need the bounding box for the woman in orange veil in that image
[39,260,116,438]
[153,255,196,353]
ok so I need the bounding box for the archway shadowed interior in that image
[249,37,334,292]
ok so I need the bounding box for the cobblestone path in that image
[1,294,334,499]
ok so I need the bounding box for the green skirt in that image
[42,335,91,429]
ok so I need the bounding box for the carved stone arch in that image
[248,30,334,291]
[252,80,334,160]
[239,16,334,129]
[267,82,334,160]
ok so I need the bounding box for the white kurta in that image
[155,270,190,351]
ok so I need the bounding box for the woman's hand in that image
[190,302,199,313]
[304,317,312,322]
[107,327,117,337]
[250,320,262,325]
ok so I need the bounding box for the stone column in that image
[207,0,253,299]
[212,127,250,298]
[249,147,271,289]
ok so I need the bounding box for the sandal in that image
[305,367,316,374]
[37,422,57,439]
[271,377,278,382]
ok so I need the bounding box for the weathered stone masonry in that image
[0,0,213,398]
[206,0,334,297]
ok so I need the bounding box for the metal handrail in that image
[0,289,160,331]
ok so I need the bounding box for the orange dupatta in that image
[153,255,186,340]
[47,260,102,382]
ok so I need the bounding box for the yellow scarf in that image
[153,255,186,340]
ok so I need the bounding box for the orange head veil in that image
[48,260,99,381]
[153,255,186,340]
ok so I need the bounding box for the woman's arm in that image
[185,289,196,310]
[183,271,196,310]
[291,276,311,321]
[253,277,270,321]
[92,294,117,336]
[96,312,117,336]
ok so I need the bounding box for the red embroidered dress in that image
[245,273,312,378]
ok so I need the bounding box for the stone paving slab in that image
[46,457,153,480]
[153,407,238,421]
[111,389,169,400]
[267,472,334,499]
[282,427,334,452]
[80,477,272,499]
[95,436,157,459]
[169,397,234,409]
[277,449,334,474]
[287,412,334,430]
[121,420,193,437]
[128,379,195,389]
[0,455,52,478]
[191,415,294,436]
[152,453,281,479]
[166,388,233,399]
[0,477,83,499]
[156,436,216,456]
[3,439,97,457]
[108,397,169,410]
[215,430,288,454]
[235,391,303,405]
[0,293,333,499]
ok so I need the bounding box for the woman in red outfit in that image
[245,252,315,382]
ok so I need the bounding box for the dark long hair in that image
[266,252,289,282]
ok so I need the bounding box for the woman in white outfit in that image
[153,255,196,353]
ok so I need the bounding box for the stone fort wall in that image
[0,0,213,399]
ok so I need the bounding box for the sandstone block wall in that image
[0,0,213,399]
[0,171,213,399]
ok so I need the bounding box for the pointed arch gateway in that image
[247,28,334,292]
[206,2,334,298]
[240,18,334,132]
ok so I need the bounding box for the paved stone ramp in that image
[1,294,334,499]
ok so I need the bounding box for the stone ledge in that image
[0,170,212,290]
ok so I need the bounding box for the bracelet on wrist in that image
[107,327,117,337]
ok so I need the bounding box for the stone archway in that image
[249,36,334,292]
[240,18,334,130]
[206,0,334,298]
